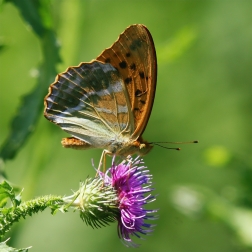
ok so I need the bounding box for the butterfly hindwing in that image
[44,61,134,148]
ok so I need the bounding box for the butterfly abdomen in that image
[61,137,92,150]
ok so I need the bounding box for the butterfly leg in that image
[96,149,111,177]
[121,155,133,188]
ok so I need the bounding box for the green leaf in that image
[5,0,52,37]
[0,181,21,208]
[0,181,15,208]
[0,238,31,252]
[0,1,61,165]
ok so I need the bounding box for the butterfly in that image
[44,24,157,163]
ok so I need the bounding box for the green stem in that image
[0,195,63,239]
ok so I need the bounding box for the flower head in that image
[101,156,158,247]
[64,156,158,247]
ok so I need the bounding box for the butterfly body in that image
[44,24,156,158]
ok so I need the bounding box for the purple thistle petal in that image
[100,156,158,247]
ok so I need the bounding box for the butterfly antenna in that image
[152,143,181,150]
[150,140,198,150]
[151,140,198,144]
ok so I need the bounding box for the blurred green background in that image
[0,0,252,251]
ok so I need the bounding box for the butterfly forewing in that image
[96,24,157,140]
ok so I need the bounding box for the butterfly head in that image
[137,137,153,156]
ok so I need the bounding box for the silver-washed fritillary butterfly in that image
[44,24,157,160]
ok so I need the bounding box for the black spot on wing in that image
[139,71,145,79]
[130,63,136,71]
[135,89,142,97]
[125,77,132,84]
[119,61,127,69]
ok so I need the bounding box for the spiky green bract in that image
[63,177,119,229]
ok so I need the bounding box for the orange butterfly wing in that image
[96,24,157,141]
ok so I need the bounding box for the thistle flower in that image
[100,156,158,247]
[64,156,158,247]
